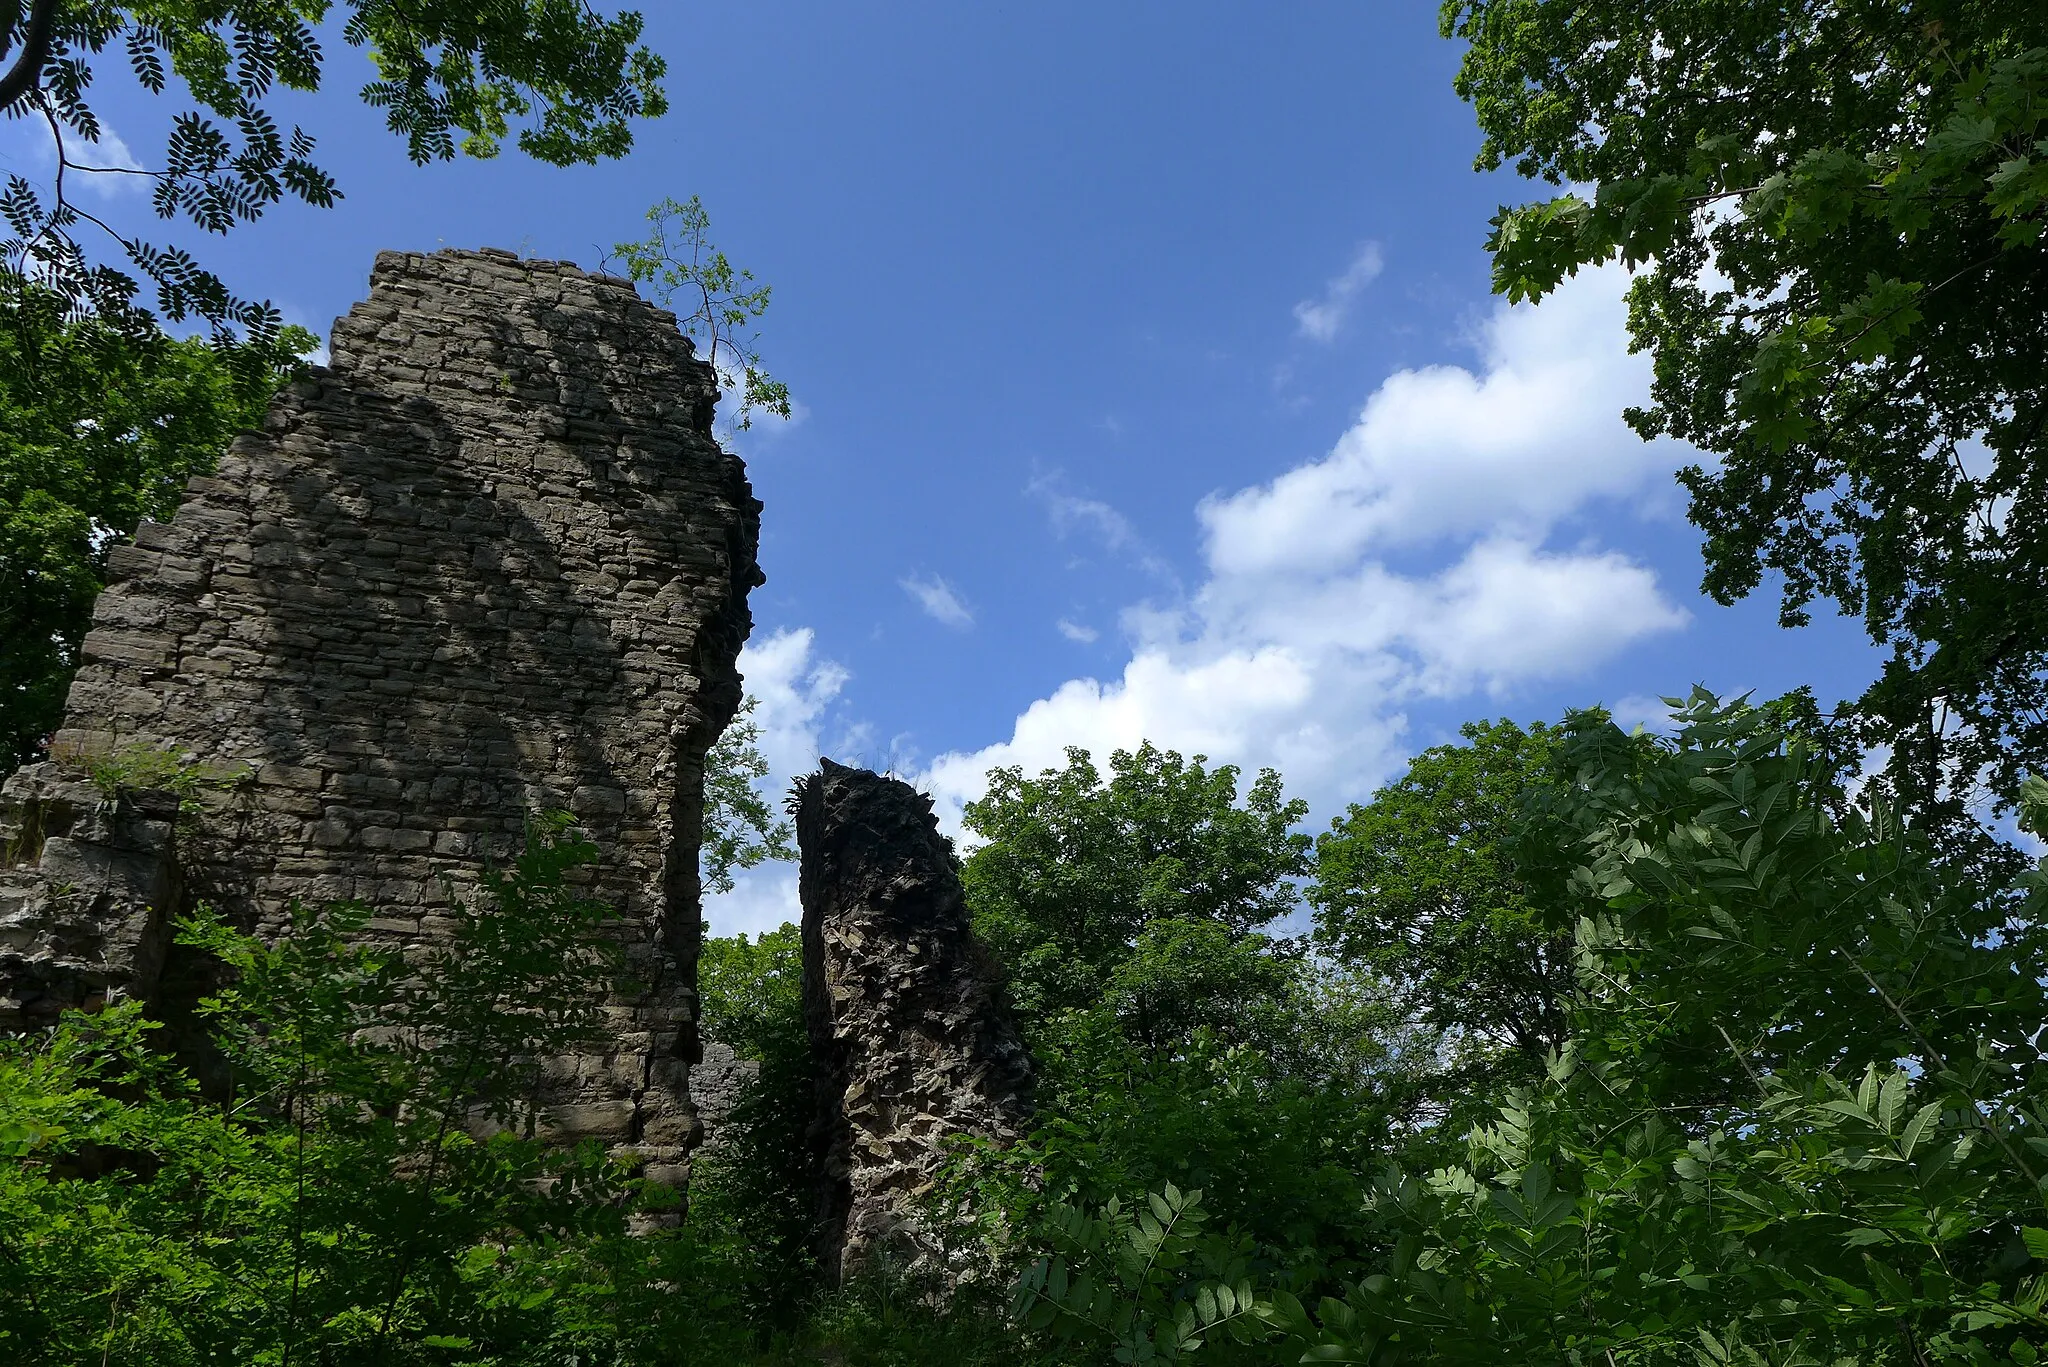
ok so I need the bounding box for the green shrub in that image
[0,814,643,1365]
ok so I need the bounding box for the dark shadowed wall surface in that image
[796,758,1032,1283]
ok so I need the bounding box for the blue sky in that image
[3,2,1882,932]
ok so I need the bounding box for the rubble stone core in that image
[0,247,763,1181]
[796,758,1033,1284]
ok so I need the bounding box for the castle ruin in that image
[0,247,762,1183]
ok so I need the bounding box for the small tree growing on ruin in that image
[604,196,793,430]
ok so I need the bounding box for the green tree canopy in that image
[1294,691,2048,1365]
[1,296,312,764]
[960,742,1312,1035]
[2,0,668,335]
[1311,718,1571,1061]
[697,921,803,1067]
[1444,0,2048,825]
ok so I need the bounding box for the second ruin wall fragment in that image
[796,758,1034,1283]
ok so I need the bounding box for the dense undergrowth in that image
[7,692,2048,1364]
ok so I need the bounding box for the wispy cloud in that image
[1293,242,1385,343]
[1031,472,1138,549]
[0,116,147,200]
[1028,470,1178,585]
[1057,618,1099,644]
[75,124,145,180]
[901,573,974,629]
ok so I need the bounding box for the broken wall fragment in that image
[795,758,1033,1284]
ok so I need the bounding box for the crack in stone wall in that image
[0,247,763,1183]
[795,759,1033,1285]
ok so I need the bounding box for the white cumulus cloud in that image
[1029,469,1178,585]
[1211,266,1679,576]
[75,124,145,181]
[734,626,849,779]
[921,263,1690,830]
[705,867,802,939]
[1292,242,1385,343]
[901,573,975,629]
[0,115,147,199]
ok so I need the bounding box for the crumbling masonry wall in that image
[0,247,762,1182]
[796,759,1033,1283]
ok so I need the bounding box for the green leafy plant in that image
[943,1022,1397,1323]
[605,196,793,430]
[83,742,250,815]
[1013,1183,1275,1365]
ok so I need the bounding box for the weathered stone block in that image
[0,765,182,1025]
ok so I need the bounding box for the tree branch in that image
[0,0,58,113]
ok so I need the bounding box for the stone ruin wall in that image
[0,247,762,1183]
[796,759,1034,1283]
[687,1040,761,1157]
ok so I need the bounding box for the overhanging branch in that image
[0,0,58,113]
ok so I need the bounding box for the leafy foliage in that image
[1444,0,2048,825]
[701,694,797,895]
[962,742,1312,1035]
[946,695,2048,1366]
[699,920,805,1064]
[955,1023,1391,1289]
[2,0,669,338]
[948,744,1411,1329]
[1013,1183,1276,1365]
[0,813,640,1364]
[605,195,793,430]
[1313,718,1570,1063]
[1288,692,2048,1364]
[691,923,819,1313]
[0,291,312,765]
[13,696,2048,1364]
